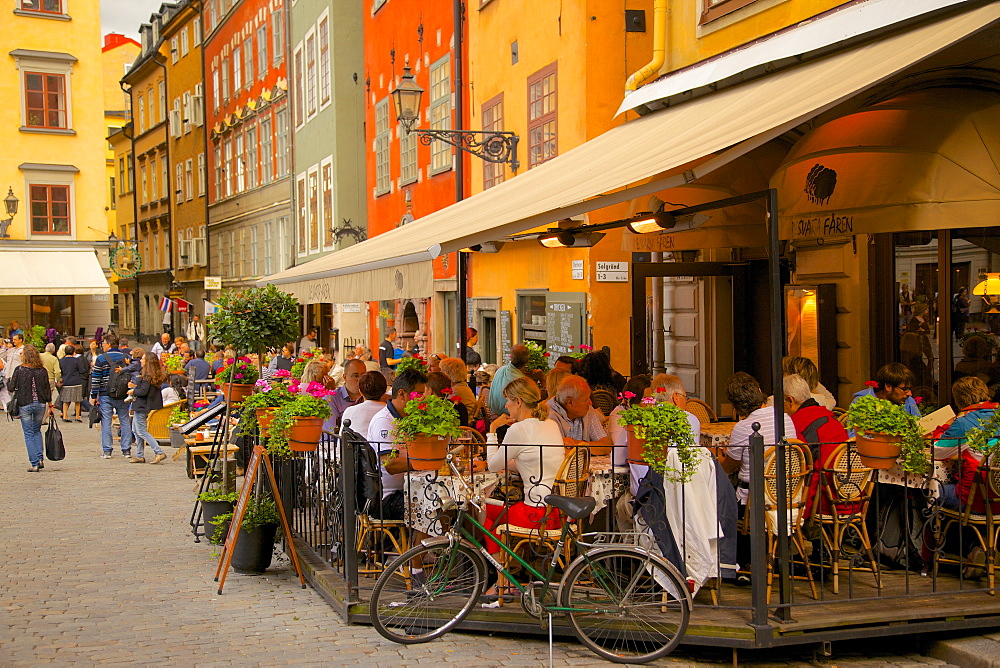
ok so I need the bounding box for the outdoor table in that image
[588,456,628,515]
[876,451,955,501]
[404,470,500,536]
[701,421,735,459]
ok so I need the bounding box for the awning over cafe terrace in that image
[261,3,1000,304]
[0,249,110,296]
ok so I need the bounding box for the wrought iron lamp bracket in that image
[408,128,520,172]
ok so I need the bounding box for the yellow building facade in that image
[0,0,113,340]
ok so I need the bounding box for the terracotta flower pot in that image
[219,382,254,404]
[626,425,652,464]
[407,434,448,470]
[855,432,902,469]
[288,416,324,452]
[255,408,277,437]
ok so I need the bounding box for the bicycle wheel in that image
[561,549,689,664]
[370,541,487,644]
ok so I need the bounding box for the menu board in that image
[545,293,585,355]
[499,310,512,363]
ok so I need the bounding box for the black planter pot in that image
[202,500,234,544]
[231,523,278,574]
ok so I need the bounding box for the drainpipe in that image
[625,0,667,92]
[120,80,141,341]
[455,0,467,360]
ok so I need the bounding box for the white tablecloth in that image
[404,470,499,536]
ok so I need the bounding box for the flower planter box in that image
[219,382,254,404]
[626,425,653,464]
[855,432,902,469]
[255,408,277,438]
[288,416,324,452]
[407,434,448,470]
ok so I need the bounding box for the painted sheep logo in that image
[805,164,837,205]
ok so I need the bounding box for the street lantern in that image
[391,66,425,132]
[108,231,119,247]
[4,187,18,217]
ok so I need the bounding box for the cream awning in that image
[0,250,110,296]
[774,88,1000,239]
[261,2,1000,299]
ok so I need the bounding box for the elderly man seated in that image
[545,375,612,455]
[630,375,738,593]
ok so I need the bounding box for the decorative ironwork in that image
[110,242,142,279]
[333,217,367,245]
[409,129,520,172]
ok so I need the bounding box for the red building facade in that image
[203,0,293,291]
[363,0,469,355]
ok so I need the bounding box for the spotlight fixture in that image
[626,211,675,234]
[460,241,505,253]
[537,231,605,248]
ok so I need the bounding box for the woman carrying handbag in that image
[128,352,168,465]
[8,345,52,472]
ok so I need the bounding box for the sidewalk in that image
[0,415,973,666]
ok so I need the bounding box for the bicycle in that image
[368,456,691,664]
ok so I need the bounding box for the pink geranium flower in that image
[273,369,291,378]
[410,391,422,399]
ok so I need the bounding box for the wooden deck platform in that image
[291,537,1000,649]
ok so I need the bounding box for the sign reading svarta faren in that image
[794,214,854,238]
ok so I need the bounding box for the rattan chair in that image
[591,389,617,417]
[813,442,880,594]
[356,512,410,577]
[933,454,1000,594]
[686,398,717,424]
[147,401,185,444]
[762,440,819,603]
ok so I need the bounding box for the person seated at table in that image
[545,375,613,455]
[485,377,565,554]
[267,344,295,373]
[185,350,211,382]
[933,377,1000,513]
[579,350,619,395]
[722,372,795,568]
[553,356,579,375]
[340,371,387,439]
[609,375,652,470]
[544,368,570,402]
[366,369,429,521]
[325,359,365,432]
[440,357,476,418]
[784,356,836,410]
[426,371,469,427]
[783,373,852,516]
[211,348,234,376]
[851,362,919,416]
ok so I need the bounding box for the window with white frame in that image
[221,58,229,101]
[140,163,147,203]
[176,163,184,203]
[193,18,201,45]
[276,107,289,177]
[319,16,331,108]
[181,27,189,56]
[150,158,157,200]
[374,98,390,195]
[263,221,273,275]
[197,152,206,196]
[160,158,168,200]
[308,169,319,251]
[219,231,228,278]
[482,94,505,188]
[127,152,134,192]
[235,129,245,192]
[224,138,233,197]
[293,46,304,126]
[192,83,204,126]
[182,91,192,133]
[249,226,259,276]
[228,229,236,277]
[158,80,166,124]
[273,7,284,64]
[256,25,267,79]
[118,157,126,195]
[195,225,206,266]
[429,55,451,173]
[212,68,220,110]
[527,63,557,168]
[185,159,193,201]
[171,37,179,63]
[138,96,146,133]
[213,144,222,199]
[246,124,258,189]
[296,175,306,254]
[399,126,417,186]
[232,47,242,93]
[322,160,333,247]
[305,32,317,118]
[243,38,254,90]
[260,116,273,183]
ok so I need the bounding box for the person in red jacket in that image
[783,374,853,516]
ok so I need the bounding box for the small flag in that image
[159,297,173,312]
[204,300,218,316]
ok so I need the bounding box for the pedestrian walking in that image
[128,353,168,465]
[185,315,205,352]
[39,343,62,419]
[7,344,51,472]
[90,332,134,459]
[58,344,87,422]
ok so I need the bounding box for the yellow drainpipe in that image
[625,0,668,92]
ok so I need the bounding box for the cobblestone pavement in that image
[0,416,968,666]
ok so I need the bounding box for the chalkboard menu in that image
[499,310,512,363]
[545,293,585,355]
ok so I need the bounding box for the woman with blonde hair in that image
[545,368,570,401]
[483,376,566,554]
[440,356,475,415]
[8,344,51,472]
[782,356,836,410]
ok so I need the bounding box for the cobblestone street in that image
[0,417,971,666]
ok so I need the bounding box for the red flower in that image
[656,387,666,393]
[414,353,422,359]
[417,403,428,411]
[914,396,923,405]
[449,395,462,403]
[864,380,879,388]
[442,387,453,395]
[543,352,550,357]
[623,391,636,399]
[580,344,593,351]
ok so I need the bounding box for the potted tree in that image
[197,488,239,544]
[214,356,259,403]
[267,382,333,456]
[209,284,302,373]
[392,392,462,470]
[238,380,295,437]
[845,395,928,473]
[617,396,698,483]
[214,495,281,573]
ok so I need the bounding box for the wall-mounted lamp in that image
[461,241,504,253]
[537,231,605,249]
[626,211,675,234]
[0,187,19,238]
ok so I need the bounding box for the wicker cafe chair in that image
[590,389,617,417]
[686,398,717,425]
[933,454,1000,594]
[813,442,880,594]
[147,400,185,445]
[491,447,592,601]
[762,440,819,603]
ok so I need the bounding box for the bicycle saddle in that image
[544,495,596,520]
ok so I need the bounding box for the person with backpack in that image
[90,332,134,459]
[7,345,52,472]
[128,353,168,465]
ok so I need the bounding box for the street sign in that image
[169,290,184,299]
[177,300,189,313]
[571,259,584,280]
[596,261,629,282]
[204,276,222,290]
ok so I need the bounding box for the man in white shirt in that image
[545,375,613,455]
[298,329,317,355]
[150,333,176,356]
[366,368,428,520]
[185,315,205,352]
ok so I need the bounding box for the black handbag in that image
[5,399,18,420]
[45,416,65,461]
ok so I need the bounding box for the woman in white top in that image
[484,376,565,554]
[161,374,186,405]
[340,370,388,440]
